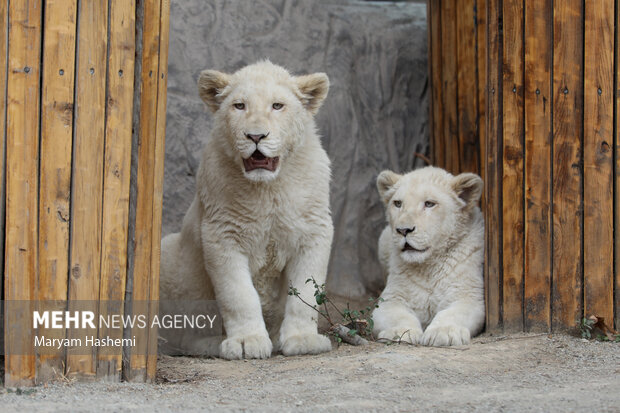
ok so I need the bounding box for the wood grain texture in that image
[523,0,552,332]
[97,0,136,381]
[0,0,8,313]
[147,0,171,381]
[4,0,42,387]
[583,0,614,323]
[552,0,583,332]
[441,0,459,173]
[429,0,618,331]
[501,0,524,331]
[484,0,502,331]
[67,0,109,379]
[476,0,487,189]
[126,0,162,382]
[429,0,444,168]
[1,0,170,383]
[616,0,620,331]
[37,0,78,382]
[457,0,479,174]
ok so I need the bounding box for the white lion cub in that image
[160,61,333,359]
[372,166,485,346]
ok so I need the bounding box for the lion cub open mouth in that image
[402,242,428,253]
[243,150,280,172]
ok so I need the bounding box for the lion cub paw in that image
[280,333,332,356]
[421,325,470,346]
[377,327,423,344]
[220,334,273,360]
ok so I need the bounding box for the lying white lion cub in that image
[372,166,485,346]
[160,61,333,359]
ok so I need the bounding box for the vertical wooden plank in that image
[0,0,8,311]
[476,0,487,257]
[126,0,161,382]
[67,0,109,379]
[476,0,487,187]
[147,0,170,381]
[429,0,445,168]
[616,0,620,331]
[97,0,136,381]
[4,0,42,387]
[441,0,459,173]
[583,0,614,322]
[457,0,479,174]
[501,0,524,331]
[524,0,552,332]
[485,0,502,331]
[37,0,78,382]
[552,0,583,332]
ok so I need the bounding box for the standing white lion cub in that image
[372,166,485,346]
[160,61,333,359]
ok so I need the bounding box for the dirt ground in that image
[0,332,619,412]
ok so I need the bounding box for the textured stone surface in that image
[163,0,429,298]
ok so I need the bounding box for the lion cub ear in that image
[452,173,483,208]
[296,73,330,114]
[377,170,402,204]
[198,70,231,112]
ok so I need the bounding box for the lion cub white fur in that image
[160,61,333,359]
[372,166,485,346]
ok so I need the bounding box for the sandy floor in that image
[0,333,619,412]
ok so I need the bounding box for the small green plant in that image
[288,277,383,345]
[579,317,595,339]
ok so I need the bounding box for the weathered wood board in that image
[428,0,618,332]
[1,0,170,385]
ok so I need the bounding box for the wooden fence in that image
[1,0,170,386]
[429,0,619,332]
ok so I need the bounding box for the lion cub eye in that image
[272,102,284,110]
[393,200,402,208]
[233,103,245,110]
[424,200,436,208]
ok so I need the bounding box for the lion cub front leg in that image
[279,248,332,356]
[422,300,485,346]
[373,299,424,344]
[203,243,272,360]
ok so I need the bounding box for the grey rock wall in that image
[163,0,429,298]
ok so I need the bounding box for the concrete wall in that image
[163,0,428,298]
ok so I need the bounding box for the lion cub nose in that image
[396,227,415,236]
[246,133,268,144]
